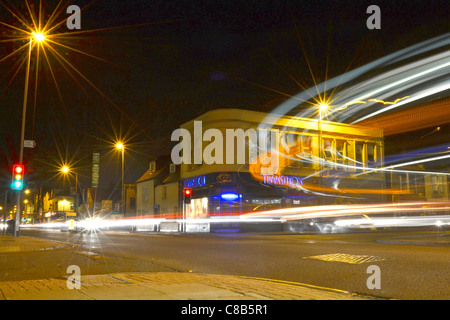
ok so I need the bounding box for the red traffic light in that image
[14,164,24,174]
[184,188,192,204]
[11,164,25,190]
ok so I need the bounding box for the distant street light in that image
[60,165,79,212]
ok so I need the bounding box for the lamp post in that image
[61,165,78,213]
[115,142,125,215]
[61,165,78,189]
[14,32,46,237]
[0,206,4,236]
[318,103,328,171]
[318,103,328,207]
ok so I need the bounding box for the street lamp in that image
[14,32,47,237]
[18,32,46,163]
[61,165,78,190]
[32,32,45,42]
[60,165,78,194]
[60,165,79,212]
[317,103,329,206]
[115,142,125,215]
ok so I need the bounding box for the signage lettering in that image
[263,174,303,188]
[184,175,206,188]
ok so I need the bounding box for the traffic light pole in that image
[14,40,32,237]
[3,191,7,236]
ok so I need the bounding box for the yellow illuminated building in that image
[176,108,388,218]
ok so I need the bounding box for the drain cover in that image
[304,253,387,264]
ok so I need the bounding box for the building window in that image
[300,135,313,168]
[355,142,364,168]
[323,138,334,169]
[398,173,408,190]
[283,133,302,169]
[336,139,348,169]
[431,176,445,196]
[367,143,377,167]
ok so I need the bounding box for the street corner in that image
[0,235,69,253]
[0,271,385,300]
[100,272,384,300]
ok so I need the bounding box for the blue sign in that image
[184,175,206,188]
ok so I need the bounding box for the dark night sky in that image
[0,0,448,193]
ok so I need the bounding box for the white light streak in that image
[334,215,450,228]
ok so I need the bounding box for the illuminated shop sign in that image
[220,193,242,201]
[262,174,303,188]
[184,175,206,188]
[216,173,232,183]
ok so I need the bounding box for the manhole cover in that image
[303,253,387,264]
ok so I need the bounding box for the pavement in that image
[0,231,448,300]
[0,234,382,300]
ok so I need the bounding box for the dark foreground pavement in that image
[0,235,381,300]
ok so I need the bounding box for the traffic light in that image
[184,188,192,204]
[11,164,25,190]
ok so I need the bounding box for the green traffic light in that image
[11,180,23,190]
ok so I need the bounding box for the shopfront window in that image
[355,142,364,168]
[323,138,334,168]
[367,143,377,167]
[300,135,313,168]
[241,198,282,212]
[186,197,209,219]
[336,139,348,169]
[431,176,445,196]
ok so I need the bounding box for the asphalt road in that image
[13,229,450,299]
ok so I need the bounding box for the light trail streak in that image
[340,96,409,111]
[259,32,449,128]
[248,146,449,200]
[350,80,450,124]
[356,98,449,136]
[241,201,450,222]
[21,201,450,233]
[334,215,450,228]
[384,154,450,169]
[248,35,449,202]
[281,146,450,183]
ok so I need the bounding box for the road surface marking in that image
[303,253,387,264]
